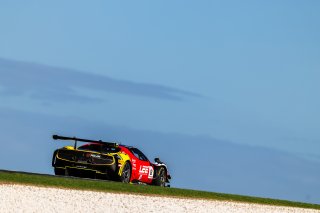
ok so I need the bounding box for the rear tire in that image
[154,167,166,187]
[120,162,131,183]
[54,168,65,176]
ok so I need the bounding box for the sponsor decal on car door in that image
[139,165,154,180]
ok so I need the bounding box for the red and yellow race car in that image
[52,135,171,187]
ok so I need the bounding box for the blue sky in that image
[0,0,320,204]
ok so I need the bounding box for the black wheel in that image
[154,167,166,187]
[54,168,65,176]
[120,162,131,183]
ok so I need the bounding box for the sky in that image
[0,0,319,204]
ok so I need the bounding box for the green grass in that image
[0,170,319,210]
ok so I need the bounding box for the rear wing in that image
[52,135,119,149]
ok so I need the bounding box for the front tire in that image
[120,162,131,183]
[154,167,166,187]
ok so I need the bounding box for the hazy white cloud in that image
[0,58,201,103]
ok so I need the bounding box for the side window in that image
[130,148,148,161]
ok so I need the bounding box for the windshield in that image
[78,143,120,153]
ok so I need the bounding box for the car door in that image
[130,148,153,184]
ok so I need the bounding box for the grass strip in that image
[0,170,319,210]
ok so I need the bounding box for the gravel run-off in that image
[0,184,319,213]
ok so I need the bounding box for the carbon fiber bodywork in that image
[52,149,118,178]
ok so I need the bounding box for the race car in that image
[52,135,171,187]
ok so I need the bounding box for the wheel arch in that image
[118,160,132,176]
